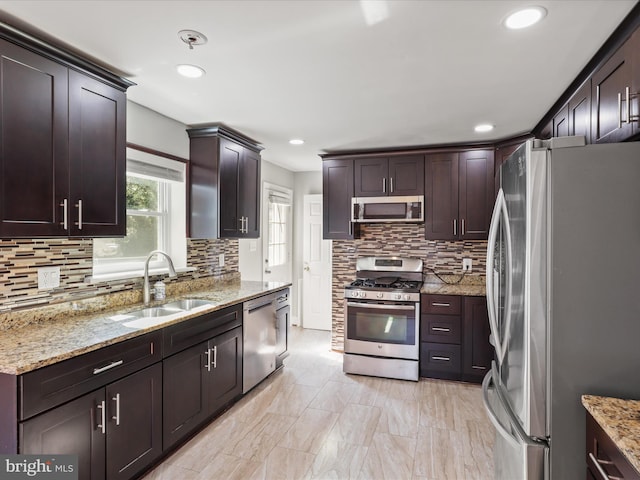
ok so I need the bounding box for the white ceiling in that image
[0,1,636,171]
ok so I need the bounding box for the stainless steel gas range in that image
[343,257,422,381]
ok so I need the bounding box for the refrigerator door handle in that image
[484,362,549,448]
[486,189,513,364]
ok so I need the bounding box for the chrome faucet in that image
[143,250,177,305]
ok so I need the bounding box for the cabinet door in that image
[462,297,492,383]
[239,148,261,238]
[354,157,388,197]
[568,80,592,143]
[20,389,106,480]
[162,340,209,450]
[552,104,569,137]
[106,363,162,480]
[208,326,243,416]
[322,158,357,239]
[68,70,126,237]
[424,153,458,240]
[0,39,69,238]
[458,150,494,240]
[218,138,241,237]
[388,155,424,196]
[591,43,635,144]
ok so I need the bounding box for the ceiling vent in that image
[178,30,208,49]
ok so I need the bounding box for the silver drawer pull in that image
[97,400,106,434]
[589,452,615,480]
[432,302,451,307]
[112,393,120,426]
[472,365,487,370]
[432,355,450,361]
[205,349,212,372]
[432,327,451,332]
[93,360,124,375]
[212,346,218,369]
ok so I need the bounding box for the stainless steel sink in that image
[130,306,183,318]
[162,299,213,311]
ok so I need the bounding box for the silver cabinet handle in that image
[238,217,243,233]
[432,327,451,332]
[97,400,106,434]
[212,346,217,369]
[432,302,450,307]
[472,365,487,370]
[390,177,394,193]
[626,86,631,125]
[589,453,613,480]
[75,199,83,230]
[618,91,623,129]
[432,355,450,361]
[205,348,212,372]
[461,218,465,236]
[453,219,457,236]
[382,177,386,193]
[112,393,120,426]
[60,199,68,230]
[93,360,123,375]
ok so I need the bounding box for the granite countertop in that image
[421,273,486,297]
[582,394,640,474]
[0,280,290,375]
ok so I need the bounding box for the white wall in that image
[126,101,189,158]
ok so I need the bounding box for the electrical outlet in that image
[38,266,60,290]
[462,258,472,273]
[218,253,225,267]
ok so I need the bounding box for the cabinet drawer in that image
[163,304,242,357]
[421,314,461,344]
[422,294,461,315]
[586,412,640,479]
[420,342,461,376]
[20,330,162,421]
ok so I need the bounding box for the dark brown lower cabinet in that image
[20,363,162,480]
[586,410,640,479]
[420,294,491,383]
[163,326,243,450]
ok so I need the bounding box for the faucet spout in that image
[143,250,177,305]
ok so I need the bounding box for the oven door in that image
[344,301,419,359]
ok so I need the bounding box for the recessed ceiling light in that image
[504,6,547,30]
[176,64,205,78]
[474,124,494,133]
[289,139,305,145]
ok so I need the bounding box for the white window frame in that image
[92,147,188,281]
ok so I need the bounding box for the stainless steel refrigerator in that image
[483,137,640,479]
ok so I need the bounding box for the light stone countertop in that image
[421,274,486,297]
[0,280,290,375]
[582,394,640,475]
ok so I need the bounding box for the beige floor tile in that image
[376,397,420,438]
[310,441,369,479]
[142,462,200,479]
[278,407,339,453]
[357,432,417,480]
[267,383,322,417]
[262,446,315,480]
[326,403,382,447]
[231,412,298,462]
[308,379,358,413]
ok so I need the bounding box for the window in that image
[93,148,187,279]
[267,191,291,268]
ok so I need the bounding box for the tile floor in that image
[143,327,495,479]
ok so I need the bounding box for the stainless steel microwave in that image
[351,195,424,223]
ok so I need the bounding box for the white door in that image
[263,184,292,283]
[302,194,332,331]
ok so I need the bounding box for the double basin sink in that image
[110,299,214,329]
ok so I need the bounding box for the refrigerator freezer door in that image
[482,366,548,480]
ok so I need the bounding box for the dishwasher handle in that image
[244,294,277,314]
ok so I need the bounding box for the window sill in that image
[90,266,196,283]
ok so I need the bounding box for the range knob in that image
[376,292,383,299]
[394,293,402,300]
[403,294,410,301]
[359,291,367,299]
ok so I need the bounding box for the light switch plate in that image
[38,266,60,290]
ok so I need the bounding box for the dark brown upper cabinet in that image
[354,155,424,197]
[0,29,131,239]
[591,32,638,143]
[425,149,494,241]
[568,80,592,143]
[322,158,358,239]
[187,125,262,239]
[552,104,569,138]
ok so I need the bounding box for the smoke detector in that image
[178,30,208,50]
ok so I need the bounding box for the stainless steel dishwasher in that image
[243,292,277,393]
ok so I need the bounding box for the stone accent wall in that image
[331,223,487,350]
[0,238,238,312]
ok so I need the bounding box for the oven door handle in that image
[346,302,416,310]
